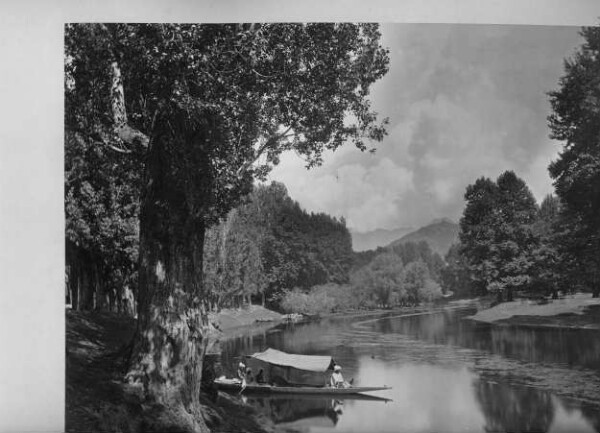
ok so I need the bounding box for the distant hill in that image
[351,226,414,252]
[387,218,459,256]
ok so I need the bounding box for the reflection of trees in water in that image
[485,327,600,371]
[475,380,554,432]
[374,308,459,343]
[217,329,273,376]
[576,402,600,432]
[373,308,600,371]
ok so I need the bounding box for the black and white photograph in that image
[3,2,600,433]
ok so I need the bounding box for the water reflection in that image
[475,379,554,432]
[218,307,600,432]
[241,395,359,430]
[364,308,600,371]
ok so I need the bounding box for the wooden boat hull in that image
[214,378,391,396]
[245,392,392,402]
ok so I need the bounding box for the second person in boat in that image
[329,364,351,388]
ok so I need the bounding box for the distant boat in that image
[215,348,391,396]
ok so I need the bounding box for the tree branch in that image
[110,61,149,149]
[102,141,133,154]
[236,126,294,176]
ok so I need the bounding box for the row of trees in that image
[443,27,600,301]
[351,249,443,308]
[276,240,445,315]
[203,181,354,309]
[350,241,445,307]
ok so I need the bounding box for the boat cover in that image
[249,348,333,372]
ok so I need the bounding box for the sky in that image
[1,2,599,432]
[268,24,583,233]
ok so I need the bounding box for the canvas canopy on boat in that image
[245,348,335,387]
[251,349,333,372]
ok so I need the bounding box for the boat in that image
[243,393,392,402]
[214,348,391,396]
[215,378,391,396]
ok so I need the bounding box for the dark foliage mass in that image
[547,26,600,297]
[444,171,574,301]
[203,181,354,310]
[65,96,143,313]
[443,26,600,300]
[64,23,390,314]
[458,171,538,302]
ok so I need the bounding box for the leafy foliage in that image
[65,23,389,223]
[203,182,354,309]
[440,243,475,298]
[65,113,143,310]
[548,25,600,296]
[65,23,390,313]
[528,195,563,297]
[349,242,443,308]
[458,171,538,300]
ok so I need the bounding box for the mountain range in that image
[351,218,459,256]
[350,226,414,252]
[387,218,459,256]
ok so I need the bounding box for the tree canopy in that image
[66,23,389,223]
[203,181,354,309]
[548,26,600,296]
[458,171,538,301]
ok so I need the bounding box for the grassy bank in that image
[66,308,284,433]
[209,305,284,332]
[467,293,600,329]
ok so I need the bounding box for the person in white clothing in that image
[329,365,350,388]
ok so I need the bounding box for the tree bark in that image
[126,123,218,432]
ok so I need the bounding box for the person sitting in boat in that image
[246,367,255,384]
[329,365,350,388]
[255,369,265,384]
[237,361,246,381]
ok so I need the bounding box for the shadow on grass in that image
[66,310,278,433]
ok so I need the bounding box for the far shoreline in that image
[466,292,600,330]
[212,293,600,342]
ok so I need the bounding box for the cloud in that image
[269,25,582,232]
[521,140,562,202]
[267,151,415,232]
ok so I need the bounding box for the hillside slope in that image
[351,226,414,251]
[387,219,459,256]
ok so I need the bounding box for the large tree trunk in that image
[126,122,218,432]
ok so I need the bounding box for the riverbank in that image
[468,292,600,329]
[209,304,284,332]
[66,308,285,433]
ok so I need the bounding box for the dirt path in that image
[66,311,140,432]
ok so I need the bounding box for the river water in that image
[217,304,600,433]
